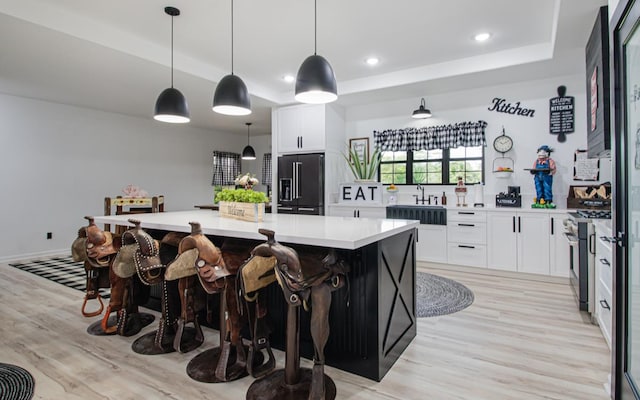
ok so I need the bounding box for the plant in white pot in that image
[344,145,382,182]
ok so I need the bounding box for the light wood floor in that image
[0,262,611,400]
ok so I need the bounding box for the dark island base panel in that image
[142,228,417,382]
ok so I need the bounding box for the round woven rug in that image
[0,363,35,400]
[416,272,474,318]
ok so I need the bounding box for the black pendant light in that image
[242,122,256,160]
[213,0,251,116]
[154,6,190,124]
[295,0,337,104]
[412,98,432,119]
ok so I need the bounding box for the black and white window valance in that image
[212,151,241,186]
[262,153,272,186]
[373,120,488,151]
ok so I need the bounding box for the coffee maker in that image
[496,186,522,207]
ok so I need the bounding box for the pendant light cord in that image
[231,0,234,74]
[314,0,317,55]
[170,14,174,88]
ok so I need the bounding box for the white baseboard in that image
[0,249,69,264]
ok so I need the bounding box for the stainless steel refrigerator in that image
[277,153,324,215]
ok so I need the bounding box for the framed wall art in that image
[349,137,369,163]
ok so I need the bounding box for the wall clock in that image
[493,128,513,154]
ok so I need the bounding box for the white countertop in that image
[93,210,419,250]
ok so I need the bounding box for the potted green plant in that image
[344,145,382,182]
[214,174,268,222]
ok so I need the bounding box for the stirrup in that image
[100,305,117,334]
[215,338,248,382]
[309,363,326,400]
[247,338,276,379]
[81,295,104,317]
[173,318,204,353]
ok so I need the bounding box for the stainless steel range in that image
[564,209,611,317]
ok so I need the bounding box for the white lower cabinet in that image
[417,225,447,263]
[447,209,487,268]
[328,205,386,218]
[594,220,613,349]
[487,211,551,275]
[549,215,570,277]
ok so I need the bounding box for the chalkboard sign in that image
[549,86,575,142]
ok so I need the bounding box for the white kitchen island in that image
[92,210,419,382]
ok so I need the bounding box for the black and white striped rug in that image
[416,272,474,318]
[0,363,34,400]
[7,255,110,298]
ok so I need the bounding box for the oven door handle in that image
[564,232,579,246]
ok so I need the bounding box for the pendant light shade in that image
[242,122,256,160]
[155,88,190,123]
[213,0,251,116]
[295,54,337,104]
[154,6,190,124]
[295,0,337,104]
[213,74,251,116]
[412,98,432,119]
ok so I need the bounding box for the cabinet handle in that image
[600,258,610,266]
[600,299,610,310]
[512,216,516,233]
[298,207,315,211]
[589,233,596,255]
[353,210,356,218]
[518,216,521,233]
[551,217,554,235]
[458,245,475,249]
[357,210,360,218]
[458,212,475,215]
[458,223,475,227]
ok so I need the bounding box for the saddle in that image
[119,220,187,352]
[79,217,117,318]
[162,222,217,353]
[240,229,348,400]
[179,222,231,294]
[81,216,150,336]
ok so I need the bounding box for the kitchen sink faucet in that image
[416,185,426,204]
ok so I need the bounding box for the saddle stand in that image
[245,229,341,400]
[186,230,263,383]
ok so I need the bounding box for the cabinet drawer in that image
[596,279,612,350]
[447,222,486,244]
[598,255,612,293]
[447,243,487,267]
[447,209,486,223]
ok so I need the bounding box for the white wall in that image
[344,74,610,206]
[0,93,269,261]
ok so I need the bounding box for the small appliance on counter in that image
[496,186,522,207]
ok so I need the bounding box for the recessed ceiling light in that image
[365,57,379,66]
[283,74,295,83]
[474,32,491,42]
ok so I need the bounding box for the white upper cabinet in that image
[274,104,328,153]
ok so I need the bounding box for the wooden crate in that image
[218,201,265,222]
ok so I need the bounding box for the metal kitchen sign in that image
[488,97,536,117]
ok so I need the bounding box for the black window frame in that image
[378,146,485,185]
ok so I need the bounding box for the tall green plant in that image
[344,145,381,180]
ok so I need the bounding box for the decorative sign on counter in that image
[573,149,599,181]
[339,182,383,204]
[549,85,574,142]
